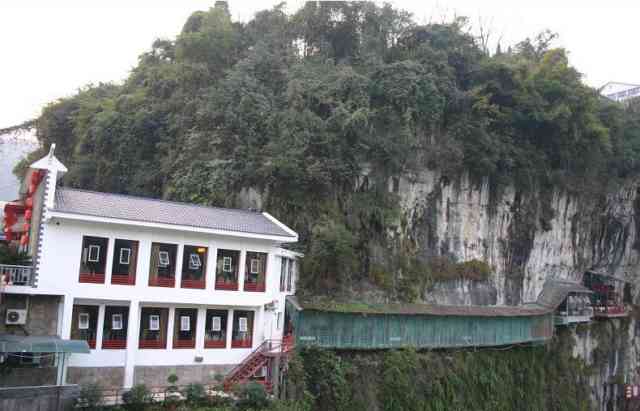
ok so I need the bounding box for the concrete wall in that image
[134,364,234,387]
[67,366,124,389]
[62,364,234,389]
[0,294,60,335]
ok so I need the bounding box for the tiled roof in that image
[53,188,296,239]
[287,296,551,317]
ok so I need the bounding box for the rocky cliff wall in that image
[397,169,640,306]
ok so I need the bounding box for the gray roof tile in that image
[536,280,592,309]
[53,188,295,239]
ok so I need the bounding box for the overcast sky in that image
[1,0,639,129]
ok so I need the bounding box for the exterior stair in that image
[223,337,294,392]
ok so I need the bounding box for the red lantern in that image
[25,197,33,209]
[30,170,43,185]
[24,209,32,221]
[20,234,28,246]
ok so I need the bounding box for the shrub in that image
[182,383,207,405]
[235,381,269,409]
[165,373,181,407]
[122,384,153,411]
[77,382,103,410]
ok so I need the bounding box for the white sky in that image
[1,0,639,129]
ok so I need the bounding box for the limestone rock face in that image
[397,170,640,306]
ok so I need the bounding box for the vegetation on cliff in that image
[290,329,593,411]
[16,1,640,299]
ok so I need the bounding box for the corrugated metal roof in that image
[536,280,592,309]
[288,296,550,317]
[53,188,296,239]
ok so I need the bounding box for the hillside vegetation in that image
[18,1,640,299]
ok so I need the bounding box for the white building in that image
[0,147,299,390]
[600,81,640,103]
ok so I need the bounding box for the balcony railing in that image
[0,264,34,286]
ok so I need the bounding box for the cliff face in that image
[396,169,640,410]
[397,169,640,306]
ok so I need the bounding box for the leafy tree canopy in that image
[18,1,640,297]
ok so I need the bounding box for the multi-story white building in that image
[0,147,299,390]
[600,81,640,103]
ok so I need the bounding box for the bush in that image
[235,381,269,410]
[77,382,103,410]
[165,373,181,405]
[182,383,207,405]
[122,384,153,411]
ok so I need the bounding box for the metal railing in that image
[223,338,295,391]
[0,264,33,286]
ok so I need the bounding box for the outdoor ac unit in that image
[5,309,27,325]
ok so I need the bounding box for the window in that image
[103,306,129,349]
[20,353,41,365]
[112,239,138,285]
[180,316,191,331]
[71,305,98,349]
[287,259,294,292]
[149,315,160,331]
[119,248,131,265]
[79,236,108,282]
[158,251,170,267]
[189,254,201,269]
[280,258,288,292]
[205,310,227,348]
[87,245,100,263]
[149,243,177,287]
[78,313,90,330]
[174,308,197,348]
[112,314,123,330]
[181,246,207,289]
[139,308,168,349]
[232,310,254,348]
[223,257,232,272]
[244,252,267,292]
[216,249,240,290]
[5,352,54,368]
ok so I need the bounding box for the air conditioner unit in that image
[6,309,27,325]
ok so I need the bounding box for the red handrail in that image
[223,338,295,391]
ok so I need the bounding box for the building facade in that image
[1,147,299,389]
[600,82,640,103]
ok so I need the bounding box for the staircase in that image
[223,337,294,392]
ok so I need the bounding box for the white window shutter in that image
[212,316,221,331]
[238,317,248,332]
[78,313,90,330]
[180,315,191,331]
